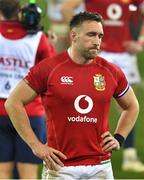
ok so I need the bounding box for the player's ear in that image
[70,30,77,42]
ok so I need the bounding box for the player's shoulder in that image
[37,51,68,68]
[95,55,122,74]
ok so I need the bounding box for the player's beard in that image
[83,48,100,60]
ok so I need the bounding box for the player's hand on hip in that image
[32,143,67,171]
[100,131,120,152]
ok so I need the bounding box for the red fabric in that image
[0,21,27,39]
[25,51,128,166]
[35,33,56,64]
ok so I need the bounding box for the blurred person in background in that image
[47,0,85,52]
[129,7,143,40]
[0,0,56,178]
[61,0,144,172]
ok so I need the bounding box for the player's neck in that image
[68,47,93,65]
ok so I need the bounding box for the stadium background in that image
[20,0,144,179]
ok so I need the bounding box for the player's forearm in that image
[61,0,83,23]
[114,101,139,138]
[5,96,41,150]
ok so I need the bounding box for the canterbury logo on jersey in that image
[60,76,73,85]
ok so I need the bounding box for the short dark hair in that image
[0,0,20,19]
[70,11,103,29]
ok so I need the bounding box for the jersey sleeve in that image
[35,32,56,64]
[113,66,129,98]
[24,59,50,94]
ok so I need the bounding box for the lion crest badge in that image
[93,74,106,91]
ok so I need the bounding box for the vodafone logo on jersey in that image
[74,95,93,114]
[104,3,123,26]
[107,4,122,20]
[67,95,97,123]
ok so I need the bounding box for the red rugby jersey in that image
[25,51,129,166]
[85,0,143,52]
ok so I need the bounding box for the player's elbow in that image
[5,95,17,114]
